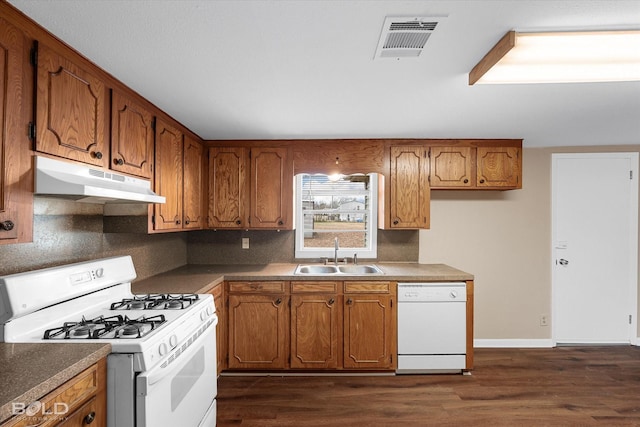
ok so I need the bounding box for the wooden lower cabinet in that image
[208,282,226,375]
[2,358,106,427]
[290,281,341,369]
[343,282,395,370]
[225,280,395,372]
[227,282,289,370]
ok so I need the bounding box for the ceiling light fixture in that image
[469,30,640,85]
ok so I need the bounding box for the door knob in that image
[558,259,569,266]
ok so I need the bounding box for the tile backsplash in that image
[1,198,418,279]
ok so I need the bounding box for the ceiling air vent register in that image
[375,16,445,59]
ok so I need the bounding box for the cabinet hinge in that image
[630,314,633,325]
[151,215,155,225]
[630,171,633,180]
[151,117,156,132]
[29,42,38,67]
[27,122,36,142]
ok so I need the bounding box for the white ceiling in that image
[7,0,640,147]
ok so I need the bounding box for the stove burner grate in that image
[43,314,166,340]
[110,293,199,310]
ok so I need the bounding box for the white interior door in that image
[552,153,638,344]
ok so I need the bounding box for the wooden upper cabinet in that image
[183,135,204,229]
[477,146,521,188]
[388,146,430,229]
[250,147,292,229]
[153,119,183,231]
[110,90,154,179]
[35,43,109,167]
[0,16,32,245]
[292,139,386,175]
[430,146,473,188]
[208,147,248,228]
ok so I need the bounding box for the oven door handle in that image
[138,317,217,391]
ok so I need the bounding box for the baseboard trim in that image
[474,339,554,348]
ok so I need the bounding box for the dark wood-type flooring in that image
[217,346,640,426]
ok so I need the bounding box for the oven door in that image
[136,317,218,427]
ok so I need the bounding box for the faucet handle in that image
[353,253,358,265]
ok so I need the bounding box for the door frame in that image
[551,152,639,346]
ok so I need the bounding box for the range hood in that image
[35,155,166,204]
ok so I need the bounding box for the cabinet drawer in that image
[228,281,286,293]
[291,281,339,293]
[344,281,390,293]
[3,362,101,427]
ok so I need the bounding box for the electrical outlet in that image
[242,238,249,249]
[540,314,549,326]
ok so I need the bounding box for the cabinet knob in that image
[274,298,282,306]
[328,298,335,305]
[0,220,14,231]
[185,219,190,225]
[114,158,124,166]
[176,220,181,225]
[235,220,241,225]
[92,151,103,160]
[392,220,399,225]
[278,220,284,226]
[83,411,96,424]
[346,298,353,305]
[479,179,485,184]
[463,178,469,184]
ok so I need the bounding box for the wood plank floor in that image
[216,346,640,426]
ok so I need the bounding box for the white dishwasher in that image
[397,282,467,374]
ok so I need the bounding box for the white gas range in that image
[0,256,218,427]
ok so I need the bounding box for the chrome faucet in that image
[334,237,339,265]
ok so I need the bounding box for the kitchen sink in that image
[295,265,340,274]
[294,264,383,275]
[337,265,383,274]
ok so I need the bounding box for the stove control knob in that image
[169,335,178,348]
[95,268,104,278]
[200,310,207,321]
[158,342,168,356]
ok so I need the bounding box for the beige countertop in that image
[132,263,473,294]
[0,343,111,424]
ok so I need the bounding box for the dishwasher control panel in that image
[397,282,466,302]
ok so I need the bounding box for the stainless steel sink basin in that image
[295,265,339,274]
[294,264,383,275]
[337,265,383,274]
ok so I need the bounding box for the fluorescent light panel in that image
[469,30,640,84]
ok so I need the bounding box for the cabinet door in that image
[250,147,292,229]
[430,146,473,188]
[36,43,108,167]
[207,147,248,228]
[153,119,183,230]
[183,136,204,229]
[228,294,288,369]
[389,146,430,228]
[290,294,339,369]
[343,294,394,369]
[476,146,521,188]
[0,17,31,244]
[110,90,154,178]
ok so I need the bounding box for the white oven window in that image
[171,346,205,411]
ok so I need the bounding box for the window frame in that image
[294,173,378,260]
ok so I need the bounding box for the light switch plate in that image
[242,238,249,249]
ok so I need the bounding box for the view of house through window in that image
[295,173,377,259]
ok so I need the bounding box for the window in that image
[295,173,377,260]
